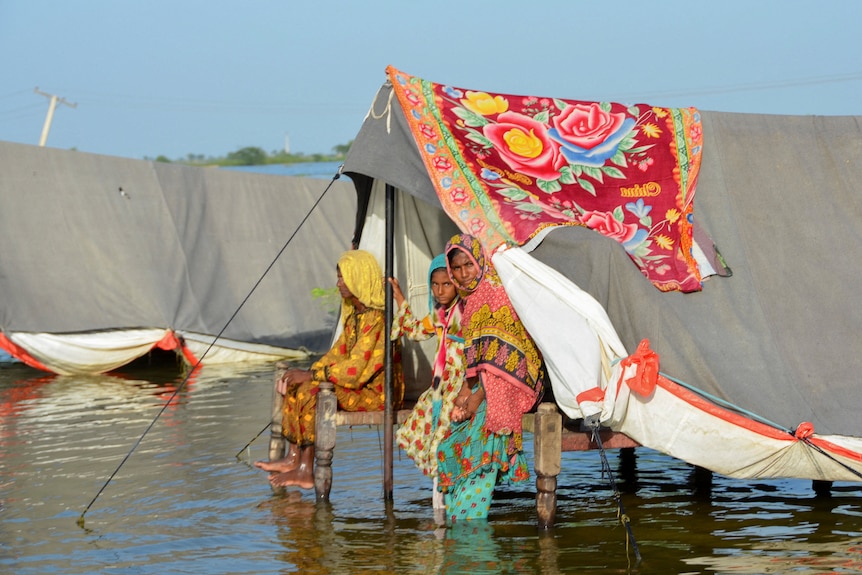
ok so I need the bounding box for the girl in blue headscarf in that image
[390,254,465,511]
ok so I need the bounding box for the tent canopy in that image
[344,67,862,447]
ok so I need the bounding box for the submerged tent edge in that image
[0,328,316,375]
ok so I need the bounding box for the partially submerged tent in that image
[0,141,355,374]
[343,66,862,482]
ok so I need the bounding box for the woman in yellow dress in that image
[256,249,403,489]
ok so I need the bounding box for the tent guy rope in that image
[235,421,272,461]
[589,418,642,566]
[77,166,345,529]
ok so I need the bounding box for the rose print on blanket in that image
[482,112,566,181]
[549,102,636,168]
[449,92,658,197]
[388,66,705,292]
[453,96,686,269]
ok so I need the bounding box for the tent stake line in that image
[78,168,345,530]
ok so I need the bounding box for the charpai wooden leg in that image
[314,380,337,501]
[268,362,288,463]
[813,479,833,497]
[534,402,562,529]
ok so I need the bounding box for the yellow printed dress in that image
[393,299,465,477]
[282,306,403,447]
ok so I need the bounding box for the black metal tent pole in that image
[383,183,396,500]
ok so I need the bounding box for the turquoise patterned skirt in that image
[437,390,529,522]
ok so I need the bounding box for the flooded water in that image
[224,160,345,179]
[2,359,861,574]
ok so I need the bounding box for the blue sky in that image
[2,0,860,161]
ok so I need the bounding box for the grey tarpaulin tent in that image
[342,66,862,482]
[0,141,355,374]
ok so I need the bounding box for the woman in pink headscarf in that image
[437,233,546,522]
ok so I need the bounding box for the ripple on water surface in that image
[1,361,861,574]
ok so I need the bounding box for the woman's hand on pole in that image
[388,277,405,306]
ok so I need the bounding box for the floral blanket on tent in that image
[387,65,705,293]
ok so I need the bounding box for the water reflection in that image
[685,537,862,573]
[1,360,861,574]
[263,491,333,573]
[437,522,502,573]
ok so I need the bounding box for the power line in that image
[0,89,32,101]
[612,71,862,103]
[54,91,366,114]
[0,102,44,118]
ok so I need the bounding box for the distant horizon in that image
[3,0,860,160]
[0,137,351,164]
[6,75,862,163]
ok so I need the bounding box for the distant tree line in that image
[148,141,353,166]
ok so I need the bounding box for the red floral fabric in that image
[387,65,705,292]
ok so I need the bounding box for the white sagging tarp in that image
[3,329,313,375]
[496,246,862,482]
[7,329,176,375]
[608,368,862,482]
[493,246,626,421]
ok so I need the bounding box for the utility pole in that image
[34,87,76,147]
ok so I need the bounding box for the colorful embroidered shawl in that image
[387,66,705,292]
[445,234,545,433]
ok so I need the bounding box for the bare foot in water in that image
[254,453,299,473]
[269,468,314,490]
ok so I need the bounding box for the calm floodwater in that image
[2,357,862,575]
[224,160,346,179]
